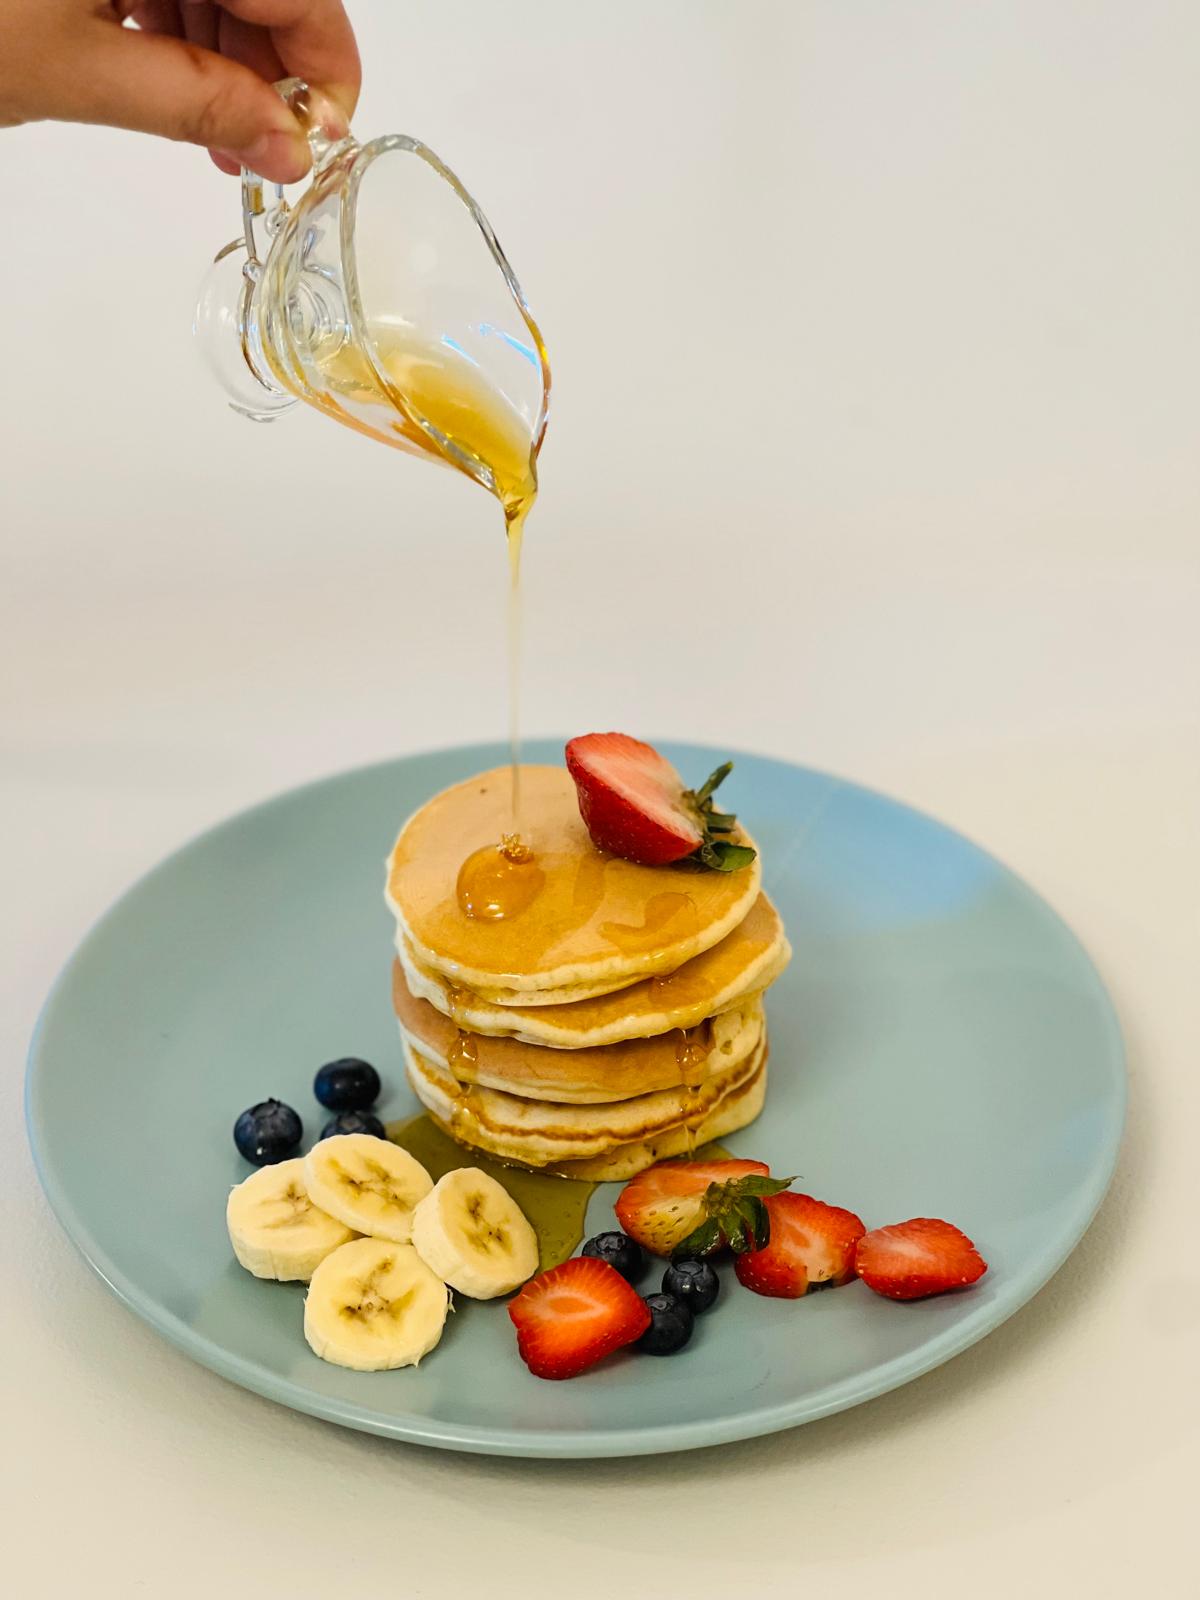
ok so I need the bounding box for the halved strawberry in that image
[734,1193,866,1299]
[507,1257,651,1380]
[614,1158,788,1258]
[565,733,757,872]
[854,1218,988,1301]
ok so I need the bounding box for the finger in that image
[180,0,222,175]
[211,0,360,117]
[207,14,284,178]
[180,0,220,54]
[217,10,286,85]
[64,26,311,181]
[122,0,185,35]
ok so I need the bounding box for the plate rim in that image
[25,740,1127,1458]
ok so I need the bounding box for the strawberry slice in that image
[565,733,757,872]
[734,1193,866,1299]
[614,1158,787,1258]
[507,1257,651,1380]
[854,1218,988,1301]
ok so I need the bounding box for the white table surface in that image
[4,2,1197,1593]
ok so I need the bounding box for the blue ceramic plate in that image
[26,742,1125,1457]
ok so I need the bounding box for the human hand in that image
[0,0,360,183]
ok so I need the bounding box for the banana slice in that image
[410,1168,539,1299]
[303,1133,433,1243]
[226,1158,355,1281]
[303,1237,450,1370]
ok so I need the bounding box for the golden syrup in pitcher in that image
[302,324,541,841]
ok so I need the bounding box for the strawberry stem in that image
[671,1173,794,1258]
[680,761,758,873]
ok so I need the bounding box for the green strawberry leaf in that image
[673,1215,723,1260]
[689,762,733,807]
[723,1207,750,1254]
[735,1199,760,1253]
[696,840,757,873]
[727,1175,795,1200]
[712,841,757,870]
[673,758,760,873]
[748,1197,772,1251]
[673,1175,793,1257]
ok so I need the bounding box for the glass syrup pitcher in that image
[194,79,551,529]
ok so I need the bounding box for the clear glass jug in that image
[195,80,550,516]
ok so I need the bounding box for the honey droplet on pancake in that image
[675,1079,702,1156]
[674,1026,711,1153]
[446,984,474,1020]
[447,1078,476,1141]
[456,841,546,921]
[673,1026,711,1086]
[647,966,707,1008]
[601,891,698,953]
[448,1030,480,1070]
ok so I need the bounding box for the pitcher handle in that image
[240,79,355,273]
[195,80,355,420]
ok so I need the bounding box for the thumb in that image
[63,26,312,181]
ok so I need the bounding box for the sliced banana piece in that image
[410,1167,539,1299]
[226,1158,355,1282]
[303,1133,433,1243]
[304,1237,450,1370]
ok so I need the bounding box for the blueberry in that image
[314,1057,381,1111]
[663,1257,720,1314]
[320,1109,386,1140]
[581,1231,645,1283]
[636,1292,694,1356]
[233,1099,302,1165]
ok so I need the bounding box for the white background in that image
[3,2,1198,1594]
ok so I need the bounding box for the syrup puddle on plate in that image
[388,1115,733,1271]
[388,1113,593,1271]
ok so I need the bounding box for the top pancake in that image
[385,765,762,1000]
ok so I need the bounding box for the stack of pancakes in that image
[385,765,790,1182]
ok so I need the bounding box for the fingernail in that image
[241,129,310,184]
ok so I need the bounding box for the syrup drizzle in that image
[447,1030,480,1070]
[601,891,698,953]
[674,1025,711,1155]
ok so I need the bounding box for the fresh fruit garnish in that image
[320,1109,386,1140]
[303,1133,433,1244]
[637,1292,694,1356]
[508,1257,652,1380]
[662,1256,721,1314]
[233,1098,302,1166]
[304,1238,450,1371]
[226,1158,354,1281]
[314,1057,382,1112]
[410,1168,539,1299]
[565,733,757,872]
[854,1218,988,1301]
[734,1192,866,1299]
[581,1230,646,1283]
[614,1158,791,1259]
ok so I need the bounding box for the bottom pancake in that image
[403,1033,768,1180]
